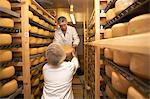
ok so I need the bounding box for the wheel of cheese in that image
[37,47,45,54]
[45,23,49,28]
[39,20,45,26]
[104,48,113,60]
[105,85,115,98]
[36,38,43,44]
[37,9,43,15]
[33,87,40,96]
[0,0,11,9]
[44,31,50,36]
[130,54,150,79]
[128,14,150,35]
[0,18,14,27]
[28,11,34,19]
[112,23,128,37]
[30,26,38,33]
[106,8,116,21]
[44,15,49,19]
[113,50,131,67]
[0,50,12,62]
[39,56,46,63]
[30,37,37,44]
[0,34,12,45]
[46,39,52,44]
[37,29,44,35]
[40,74,44,81]
[42,39,47,44]
[32,16,40,23]
[0,66,15,80]
[31,78,40,87]
[31,58,39,66]
[31,69,39,76]
[105,64,114,78]
[0,79,18,97]
[127,86,147,99]
[31,4,37,11]
[104,28,112,39]
[112,71,130,94]
[30,48,38,55]
[115,0,135,14]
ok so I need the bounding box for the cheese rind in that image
[0,50,12,62]
[30,48,38,55]
[0,18,14,27]
[31,78,40,87]
[0,34,12,45]
[30,26,38,33]
[104,48,113,60]
[0,0,11,9]
[106,8,116,21]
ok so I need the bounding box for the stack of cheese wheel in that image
[0,34,12,46]
[0,0,11,10]
[130,54,150,79]
[106,8,116,21]
[105,64,115,78]
[0,18,14,27]
[113,50,131,67]
[111,71,130,94]
[104,28,112,39]
[105,85,115,99]
[0,50,12,62]
[127,86,147,99]
[0,79,18,97]
[104,48,113,60]
[111,23,128,37]
[115,0,135,14]
[0,66,15,80]
[128,14,150,35]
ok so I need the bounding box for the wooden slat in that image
[11,3,21,10]
[92,33,150,55]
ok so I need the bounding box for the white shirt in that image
[42,57,79,99]
[53,25,80,46]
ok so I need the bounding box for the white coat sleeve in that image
[72,28,80,46]
[53,31,62,44]
[71,57,79,75]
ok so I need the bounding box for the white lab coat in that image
[41,57,79,99]
[53,25,80,46]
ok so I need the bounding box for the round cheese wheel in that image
[31,69,39,76]
[0,50,12,62]
[37,29,44,35]
[36,38,43,44]
[115,0,135,14]
[0,79,18,97]
[105,85,115,98]
[44,31,50,36]
[32,16,40,23]
[45,23,49,28]
[30,26,38,33]
[127,86,147,99]
[105,64,114,78]
[0,18,14,27]
[0,34,12,45]
[30,48,38,55]
[40,74,44,81]
[106,8,116,21]
[33,87,40,96]
[37,9,43,15]
[28,11,33,19]
[31,58,39,66]
[39,20,45,26]
[112,71,130,94]
[128,14,150,35]
[30,37,37,44]
[112,23,128,37]
[130,54,150,79]
[39,56,46,63]
[0,66,15,80]
[0,0,11,9]
[31,4,37,11]
[37,47,45,54]
[31,78,40,87]
[113,50,131,67]
[104,48,113,60]
[44,15,49,19]
[104,28,112,39]
[42,39,48,44]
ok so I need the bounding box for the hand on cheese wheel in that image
[63,45,74,61]
[105,85,115,99]
[106,8,116,21]
[0,79,18,97]
[0,18,14,27]
[0,50,12,62]
[104,48,113,60]
[0,0,11,9]
[105,64,115,78]
[127,86,147,99]
[113,50,131,67]
[112,71,130,94]
[0,34,12,46]
[128,14,150,35]
[130,54,150,79]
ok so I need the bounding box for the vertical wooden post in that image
[21,0,31,98]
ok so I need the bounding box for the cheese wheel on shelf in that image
[128,14,150,35]
[39,56,46,63]
[104,28,112,39]
[0,66,15,80]
[43,39,48,44]
[104,48,113,60]
[30,37,37,44]
[127,86,147,99]
[30,26,38,33]
[37,29,44,35]
[31,69,39,76]
[112,23,128,37]
[0,50,12,62]
[31,4,37,11]
[105,85,115,99]
[0,0,11,9]
[32,16,40,23]
[113,50,131,67]
[31,58,39,66]
[33,87,40,96]
[28,11,34,19]
[39,83,44,89]
[31,78,40,87]
[130,54,150,79]
[30,48,38,55]
[40,74,44,80]
[106,8,116,21]
[115,0,135,14]
[105,64,115,78]
[36,38,43,44]
[0,34,12,45]
[44,31,50,36]
[39,20,45,26]
[0,18,14,27]
[37,9,43,15]
[45,23,49,28]
[112,71,130,94]
[44,15,49,19]
[37,47,45,54]
[0,79,18,97]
